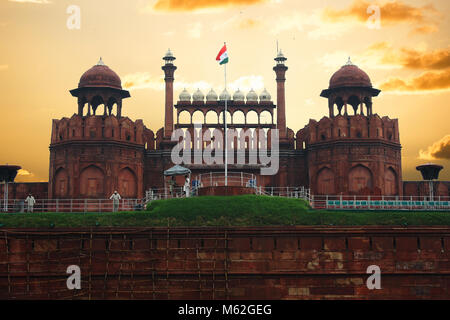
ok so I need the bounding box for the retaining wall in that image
[0,226,449,299]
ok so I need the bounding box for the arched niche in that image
[178,110,191,124]
[233,110,246,124]
[90,95,105,116]
[118,167,137,198]
[259,110,272,124]
[348,165,373,194]
[54,168,69,198]
[219,111,232,124]
[80,165,105,198]
[246,110,259,124]
[205,110,219,124]
[316,167,335,195]
[348,95,361,115]
[192,110,204,124]
[384,167,397,196]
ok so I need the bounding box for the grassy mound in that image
[0,195,449,228]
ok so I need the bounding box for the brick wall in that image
[0,226,449,299]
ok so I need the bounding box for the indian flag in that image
[216,44,229,65]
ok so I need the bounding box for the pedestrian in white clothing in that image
[110,191,121,212]
[183,175,190,198]
[25,194,36,213]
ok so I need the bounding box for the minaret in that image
[162,49,177,138]
[273,50,288,138]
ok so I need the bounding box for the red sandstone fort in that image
[3,51,449,199]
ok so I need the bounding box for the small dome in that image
[329,58,372,89]
[219,89,231,101]
[192,88,204,102]
[246,89,258,102]
[259,88,271,101]
[206,89,218,101]
[79,58,122,90]
[233,89,245,102]
[179,88,191,102]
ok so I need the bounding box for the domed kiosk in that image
[320,58,380,117]
[70,58,130,118]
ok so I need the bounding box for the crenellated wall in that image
[48,115,155,199]
[291,114,402,196]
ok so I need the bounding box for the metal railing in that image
[0,198,145,213]
[257,186,312,201]
[194,172,257,188]
[310,195,450,211]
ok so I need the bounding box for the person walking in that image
[169,176,176,197]
[25,193,36,213]
[110,191,121,212]
[183,175,191,198]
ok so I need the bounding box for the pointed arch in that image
[316,167,335,195]
[384,167,398,195]
[348,165,373,194]
[80,165,105,198]
[54,167,69,198]
[118,167,137,198]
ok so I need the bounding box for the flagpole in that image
[224,55,228,187]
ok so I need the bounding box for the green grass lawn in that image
[0,195,449,228]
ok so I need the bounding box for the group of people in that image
[168,175,191,198]
[21,176,192,214]
[21,191,123,213]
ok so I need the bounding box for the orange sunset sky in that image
[0,0,449,183]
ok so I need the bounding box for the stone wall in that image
[0,226,448,299]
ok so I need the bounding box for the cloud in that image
[123,72,165,91]
[213,15,261,32]
[8,0,50,3]
[322,0,439,34]
[419,135,450,160]
[366,42,450,70]
[17,169,33,176]
[238,18,260,29]
[187,22,202,39]
[0,65,8,71]
[379,69,450,93]
[151,0,267,12]
[123,72,265,95]
[270,11,354,39]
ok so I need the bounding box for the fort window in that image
[205,110,218,124]
[72,129,75,137]
[356,131,362,138]
[112,128,114,138]
[321,134,326,141]
[90,130,96,138]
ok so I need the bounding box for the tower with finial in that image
[162,49,177,139]
[273,49,288,138]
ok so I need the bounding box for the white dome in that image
[233,89,245,101]
[219,89,231,101]
[246,89,258,102]
[206,89,218,101]
[259,88,271,101]
[192,88,205,102]
[179,88,191,102]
